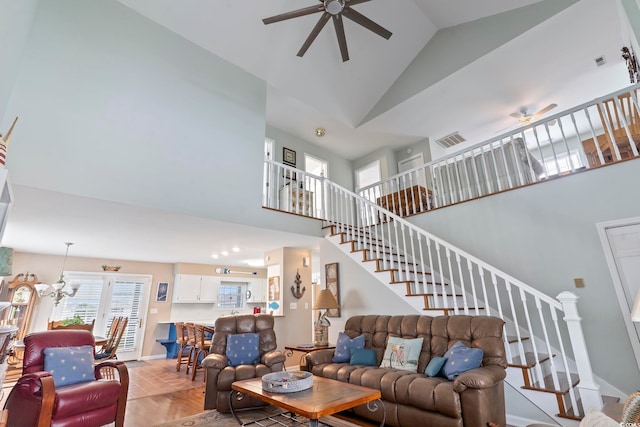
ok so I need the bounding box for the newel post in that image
[556,291,603,412]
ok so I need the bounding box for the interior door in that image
[51,273,151,361]
[600,220,640,370]
[397,153,425,190]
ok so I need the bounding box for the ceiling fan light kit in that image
[262,0,392,62]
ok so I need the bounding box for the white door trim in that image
[596,216,640,372]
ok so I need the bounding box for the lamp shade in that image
[0,247,13,276]
[632,290,640,322]
[313,289,339,310]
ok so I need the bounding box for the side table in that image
[284,344,335,371]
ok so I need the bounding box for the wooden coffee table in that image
[230,375,385,427]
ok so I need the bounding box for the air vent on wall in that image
[436,132,466,149]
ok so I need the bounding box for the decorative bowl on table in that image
[262,371,313,393]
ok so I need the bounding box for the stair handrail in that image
[358,83,640,213]
[320,172,603,417]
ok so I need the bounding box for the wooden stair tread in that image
[506,335,530,344]
[522,372,579,394]
[391,280,447,286]
[388,268,432,276]
[508,352,552,368]
[407,292,463,297]
[423,307,484,314]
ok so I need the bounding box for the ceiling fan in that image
[510,103,558,125]
[262,0,392,62]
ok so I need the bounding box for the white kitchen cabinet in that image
[173,274,220,303]
[247,278,266,303]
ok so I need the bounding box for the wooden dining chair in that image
[174,322,193,372]
[191,323,214,381]
[96,316,128,361]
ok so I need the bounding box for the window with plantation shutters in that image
[50,272,150,360]
[51,278,103,324]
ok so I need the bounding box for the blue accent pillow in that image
[332,332,365,363]
[425,356,447,377]
[44,345,95,387]
[379,336,424,372]
[226,333,260,366]
[441,341,484,380]
[350,348,377,366]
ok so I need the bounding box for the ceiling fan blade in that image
[347,0,373,5]
[297,12,331,57]
[532,103,558,118]
[342,7,392,39]
[333,15,349,62]
[510,112,523,119]
[262,4,324,25]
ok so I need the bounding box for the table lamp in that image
[313,289,339,346]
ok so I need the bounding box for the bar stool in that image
[191,323,213,381]
[174,322,193,372]
[185,323,197,376]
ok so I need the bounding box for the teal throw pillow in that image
[425,356,447,377]
[350,348,377,366]
[379,336,424,372]
[332,332,365,363]
[441,341,484,380]
[226,333,260,366]
[44,345,95,387]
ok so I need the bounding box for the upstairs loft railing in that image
[262,158,603,416]
[358,84,640,217]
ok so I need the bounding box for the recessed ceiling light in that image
[315,128,326,137]
[211,254,219,259]
[221,251,229,256]
[232,247,240,253]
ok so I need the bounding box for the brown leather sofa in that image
[202,314,286,412]
[306,314,507,427]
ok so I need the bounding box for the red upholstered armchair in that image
[4,330,129,427]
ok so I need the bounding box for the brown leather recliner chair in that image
[4,330,129,427]
[202,314,285,412]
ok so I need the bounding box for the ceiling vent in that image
[436,132,466,149]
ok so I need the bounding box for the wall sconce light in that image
[303,256,310,267]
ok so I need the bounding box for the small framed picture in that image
[283,147,296,166]
[156,282,169,302]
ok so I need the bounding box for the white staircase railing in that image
[358,84,640,216]
[262,158,603,419]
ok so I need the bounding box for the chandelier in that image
[34,242,80,306]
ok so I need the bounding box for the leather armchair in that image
[202,314,285,412]
[4,330,129,427]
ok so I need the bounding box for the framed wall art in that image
[283,147,296,166]
[156,282,169,302]
[325,262,340,317]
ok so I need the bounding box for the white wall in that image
[0,0,38,123]
[318,238,416,343]
[1,0,319,238]
[411,159,640,393]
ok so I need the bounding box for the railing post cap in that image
[556,291,579,302]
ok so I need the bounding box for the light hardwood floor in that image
[3,358,376,427]
[2,358,207,426]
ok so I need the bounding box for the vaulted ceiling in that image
[118,0,631,159]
